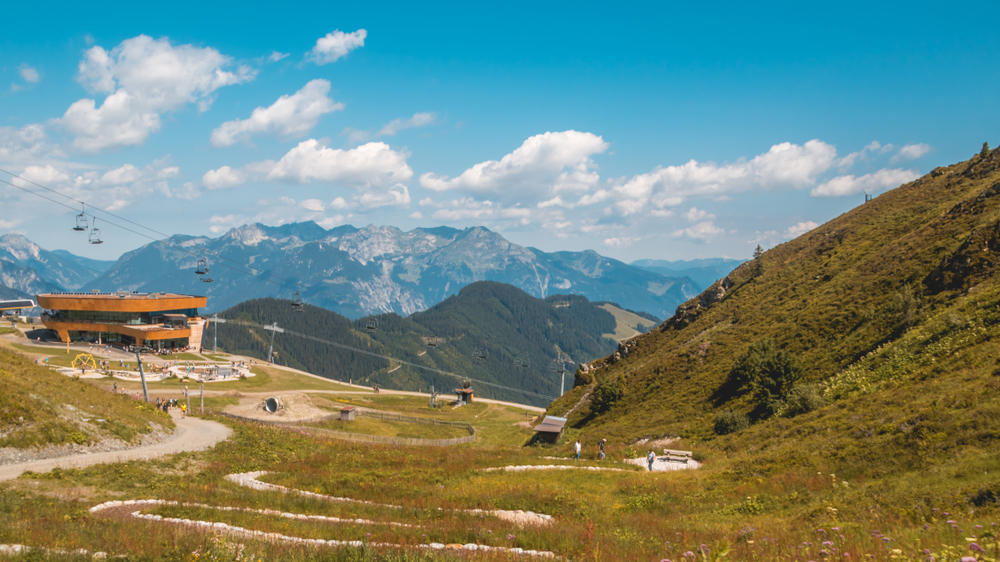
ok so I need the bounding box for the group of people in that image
[154,397,187,417]
[573,438,608,461]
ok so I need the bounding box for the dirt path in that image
[0,413,232,481]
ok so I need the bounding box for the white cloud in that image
[838,140,892,168]
[611,140,837,215]
[378,112,435,136]
[61,35,254,151]
[784,220,819,238]
[419,130,608,202]
[308,29,367,65]
[685,207,714,222]
[202,165,246,190]
[345,112,437,144]
[268,51,289,62]
[603,236,638,248]
[18,64,40,84]
[300,198,325,212]
[810,168,919,197]
[358,183,411,208]
[892,143,931,162]
[210,79,343,146]
[14,164,70,186]
[268,139,413,187]
[10,160,190,211]
[673,220,724,242]
[0,125,60,166]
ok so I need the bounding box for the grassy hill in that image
[215,281,643,405]
[0,345,171,449]
[536,144,1000,552]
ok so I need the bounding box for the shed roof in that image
[533,415,567,433]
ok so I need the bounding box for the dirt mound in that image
[223,393,330,423]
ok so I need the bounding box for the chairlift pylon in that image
[73,204,88,232]
[88,218,103,245]
[292,291,304,311]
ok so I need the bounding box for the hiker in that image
[574,440,582,460]
[647,450,656,471]
[180,402,187,418]
[598,438,606,461]
[112,382,117,394]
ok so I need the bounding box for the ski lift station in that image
[36,292,208,351]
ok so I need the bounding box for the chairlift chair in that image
[473,347,488,361]
[292,291,304,311]
[88,219,103,244]
[365,319,377,331]
[73,204,88,232]
[195,257,208,275]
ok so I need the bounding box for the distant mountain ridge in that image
[0,234,113,298]
[215,281,640,405]
[632,257,744,288]
[82,222,700,318]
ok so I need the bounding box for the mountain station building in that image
[37,292,207,351]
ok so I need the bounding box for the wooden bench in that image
[662,448,693,463]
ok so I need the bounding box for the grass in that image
[0,346,171,448]
[306,415,471,440]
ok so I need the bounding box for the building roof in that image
[37,292,207,312]
[533,415,567,433]
[0,299,35,311]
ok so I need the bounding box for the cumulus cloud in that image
[308,29,367,64]
[345,112,438,144]
[267,139,413,187]
[358,183,411,208]
[419,130,608,202]
[202,165,246,190]
[892,143,931,162]
[612,140,837,215]
[61,35,254,151]
[210,79,343,146]
[810,168,919,197]
[784,220,819,238]
[9,160,190,211]
[685,207,714,222]
[0,125,59,165]
[673,220,724,242]
[838,140,892,168]
[18,64,40,84]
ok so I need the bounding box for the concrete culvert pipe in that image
[263,397,281,413]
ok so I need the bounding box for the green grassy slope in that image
[554,145,1000,437]
[0,346,172,448]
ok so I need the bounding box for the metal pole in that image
[200,381,204,415]
[213,314,218,353]
[268,322,277,363]
[560,367,565,396]
[184,384,190,414]
[135,350,149,403]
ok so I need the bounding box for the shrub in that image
[717,338,802,418]
[590,380,623,414]
[714,410,750,434]
[781,383,827,417]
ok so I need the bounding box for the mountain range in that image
[58,222,703,318]
[0,234,113,299]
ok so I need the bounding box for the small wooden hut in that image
[340,406,357,421]
[532,415,567,443]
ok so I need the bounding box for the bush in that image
[781,383,827,417]
[714,410,750,434]
[590,380,623,414]
[717,338,802,419]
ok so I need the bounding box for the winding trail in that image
[0,413,232,481]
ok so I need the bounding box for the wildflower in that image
[831,527,841,532]
[699,544,709,553]
[659,559,672,562]
[682,551,696,560]
[823,541,834,547]
[960,557,976,562]
[947,520,957,525]
[817,528,826,534]
[820,550,830,556]
[970,542,985,553]
[921,549,930,555]
[506,534,516,541]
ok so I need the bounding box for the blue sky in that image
[1,1,998,262]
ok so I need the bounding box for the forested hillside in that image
[215,281,638,405]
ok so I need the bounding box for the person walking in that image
[574,440,582,460]
[647,450,656,471]
[598,438,606,461]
